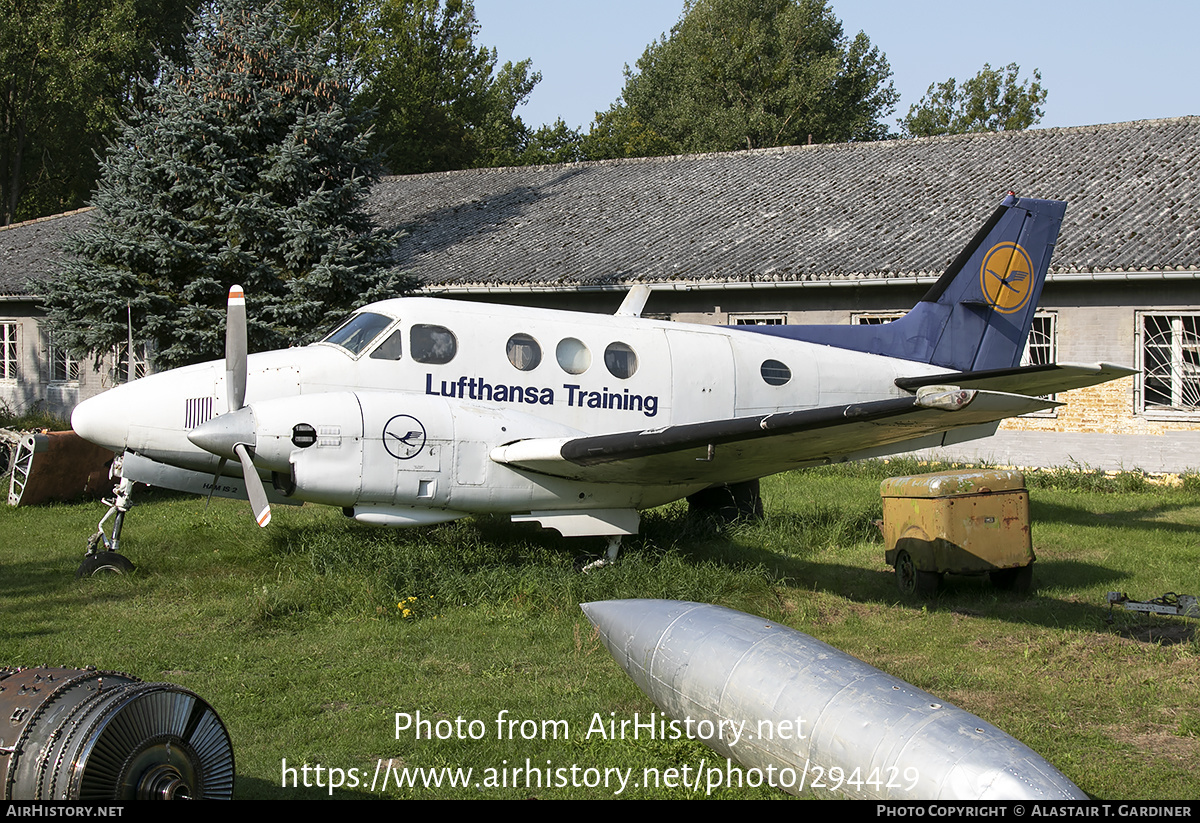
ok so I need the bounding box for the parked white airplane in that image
[71,194,1132,575]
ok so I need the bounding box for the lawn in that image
[1,460,1197,799]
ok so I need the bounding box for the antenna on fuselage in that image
[615,284,652,318]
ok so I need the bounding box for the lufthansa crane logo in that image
[979,242,1034,314]
[382,414,427,460]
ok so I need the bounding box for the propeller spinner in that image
[188,285,272,527]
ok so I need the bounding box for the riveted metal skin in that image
[582,600,1087,800]
[0,666,234,800]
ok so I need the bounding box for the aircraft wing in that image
[895,362,1136,396]
[491,388,1056,486]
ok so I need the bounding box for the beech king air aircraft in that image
[71,194,1133,575]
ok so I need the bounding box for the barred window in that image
[1139,314,1200,417]
[111,341,150,384]
[852,312,905,325]
[47,334,79,382]
[1020,313,1057,417]
[729,313,785,325]
[0,323,16,379]
[1021,313,1056,368]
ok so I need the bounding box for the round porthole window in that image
[604,342,638,379]
[556,338,591,374]
[506,333,542,371]
[761,359,791,386]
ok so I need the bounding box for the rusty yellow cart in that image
[880,469,1035,597]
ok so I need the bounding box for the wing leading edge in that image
[491,388,1056,486]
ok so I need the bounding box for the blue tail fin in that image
[734,195,1067,371]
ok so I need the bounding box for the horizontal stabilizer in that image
[492,389,1056,487]
[896,362,1137,396]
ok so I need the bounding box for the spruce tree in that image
[42,0,407,370]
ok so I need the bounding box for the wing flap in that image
[895,362,1136,396]
[491,389,1056,486]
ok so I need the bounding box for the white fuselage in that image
[72,297,950,528]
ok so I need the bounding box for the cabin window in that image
[1138,313,1200,418]
[760,359,791,386]
[369,329,404,361]
[411,324,457,364]
[322,312,393,355]
[506,333,541,371]
[604,342,638,379]
[0,322,16,379]
[556,338,591,374]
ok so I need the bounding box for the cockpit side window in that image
[321,312,394,355]
[369,329,404,361]
[411,324,457,364]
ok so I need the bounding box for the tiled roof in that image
[0,209,92,298]
[4,118,1198,297]
[374,118,1200,289]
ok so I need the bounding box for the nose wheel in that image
[77,549,135,578]
[78,471,136,578]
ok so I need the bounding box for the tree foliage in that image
[41,0,407,369]
[341,0,540,173]
[899,63,1048,138]
[586,0,897,159]
[0,0,194,224]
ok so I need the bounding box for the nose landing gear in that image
[78,468,136,579]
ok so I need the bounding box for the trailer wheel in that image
[895,550,940,597]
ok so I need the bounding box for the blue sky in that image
[473,0,1200,133]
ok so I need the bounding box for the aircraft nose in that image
[72,389,129,452]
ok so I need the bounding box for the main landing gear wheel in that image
[894,550,940,597]
[76,551,135,578]
[575,536,623,573]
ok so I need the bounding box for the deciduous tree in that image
[899,63,1048,138]
[586,0,897,158]
[349,0,540,173]
[0,0,193,224]
[42,0,406,369]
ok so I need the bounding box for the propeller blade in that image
[226,285,247,413]
[205,457,228,510]
[233,443,271,528]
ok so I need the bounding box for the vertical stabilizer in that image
[733,195,1067,371]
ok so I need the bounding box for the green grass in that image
[1,464,1198,799]
[0,400,72,431]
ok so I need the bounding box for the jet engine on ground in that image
[0,666,234,800]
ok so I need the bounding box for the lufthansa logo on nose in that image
[980,242,1034,314]
[382,414,427,460]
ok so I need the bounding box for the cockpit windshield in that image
[320,312,394,355]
